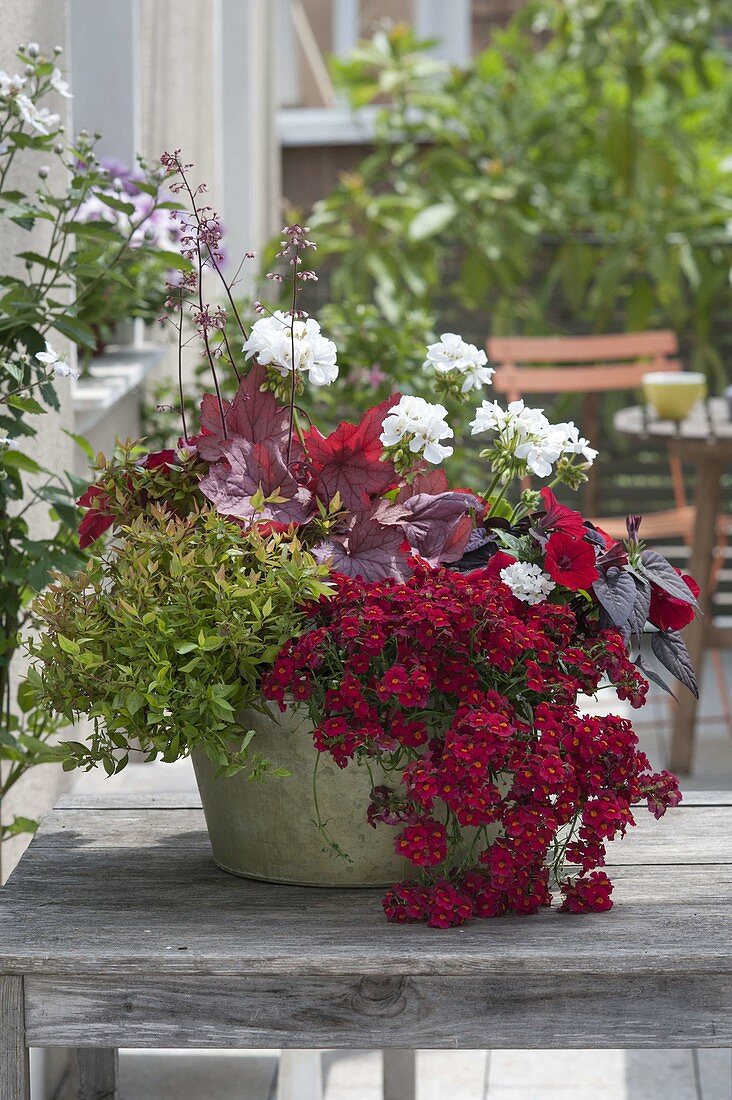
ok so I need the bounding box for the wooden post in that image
[75,1048,119,1100]
[669,453,724,773]
[277,1049,323,1100]
[0,976,30,1100]
[383,1049,417,1100]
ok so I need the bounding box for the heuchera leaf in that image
[400,491,479,564]
[199,438,313,525]
[640,550,700,608]
[650,630,699,698]
[592,567,637,627]
[313,507,411,582]
[304,394,399,512]
[396,468,450,501]
[192,364,291,461]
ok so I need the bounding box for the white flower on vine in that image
[36,342,78,379]
[500,561,556,605]
[380,395,454,465]
[0,428,9,451]
[424,332,495,393]
[50,68,72,98]
[0,71,26,98]
[16,94,60,135]
[242,310,338,387]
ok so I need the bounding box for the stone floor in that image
[49,650,732,1099]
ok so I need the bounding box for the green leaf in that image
[57,635,81,656]
[51,315,97,350]
[408,202,456,241]
[1,449,42,473]
[6,395,46,415]
[62,430,96,460]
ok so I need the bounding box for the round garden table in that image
[614,397,732,773]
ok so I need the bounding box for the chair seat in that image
[593,506,732,544]
[592,506,696,542]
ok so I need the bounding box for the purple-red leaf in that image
[650,630,698,698]
[199,438,313,525]
[313,507,411,582]
[400,491,479,563]
[396,468,450,501]
[305,394,399,512]
[192,364,291,461]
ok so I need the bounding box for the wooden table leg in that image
[669,456,724,774]
[277,1050,323,1100]
[75,1048,119,1100]
[0,976,30,1100]
[383,1049,416,1100]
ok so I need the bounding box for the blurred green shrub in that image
[310,1,731,384]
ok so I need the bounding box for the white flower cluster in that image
[380,395,454,465]
[500,561,556,605]
[423,332,495,394]
[242,310,338,387]
[36,342,79,380]
[1,62,68,134]
[0,71,26,98]
[470,399,597,478]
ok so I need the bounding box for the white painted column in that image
[217,0,281,280]
[414,0,471,63]
[69,0,140,164]
[333,0,360,56]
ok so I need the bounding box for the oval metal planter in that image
[192,704,411,887]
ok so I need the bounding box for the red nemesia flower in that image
[544,531,599,590]
[560,871,614,914]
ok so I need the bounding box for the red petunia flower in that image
[539,488,586,538]
[648,572,700,632]
[469,550,516,582]
[544,531,599,591]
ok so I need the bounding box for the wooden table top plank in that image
[30,802,732,868]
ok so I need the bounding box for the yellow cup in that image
[642,371,707,421]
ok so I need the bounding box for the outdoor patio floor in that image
[66,649,732,1100]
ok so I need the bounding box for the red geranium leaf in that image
[396,468,449,502]
[199,438,313,525]
[305,394,400,512]
[401,491,480,563]
[191,364,291,461]
[314,507,412,582]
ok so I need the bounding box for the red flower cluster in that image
[263,566,681,927]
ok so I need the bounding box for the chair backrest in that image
[488,330,680,402]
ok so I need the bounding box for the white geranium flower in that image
[424,332,495,393]
[556,421,598,467]
[36,342,78,379]
[50,68,72,98]
[242,310,338,387]
[16,94,60,135]
[0,71,26,98]
[380,395,454,464]
[500,561,556,605]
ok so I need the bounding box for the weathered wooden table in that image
[615,399,732,774]
[1,791,730,1099]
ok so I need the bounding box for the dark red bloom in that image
[544,531,599,591]
[538,488,586,538]
[469,550,516,582]
[77,484,114,549]
[648,573,700,632]
[395,819,447,867]
[560,871,614,914]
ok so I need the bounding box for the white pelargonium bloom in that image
[242,310,338,387]
[471,399,597,478]
[424,332,495,393]
[16,94,60,135]
[50,68,72,98]
[556,421,598,467]
[500,561,556,605]
[380,395,454,465]
[0,71,26,98]
[36,342,79,379]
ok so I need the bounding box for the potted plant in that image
[30,156,696,924]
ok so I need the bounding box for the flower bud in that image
[27,42,40,58]
[38,165,50,179]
